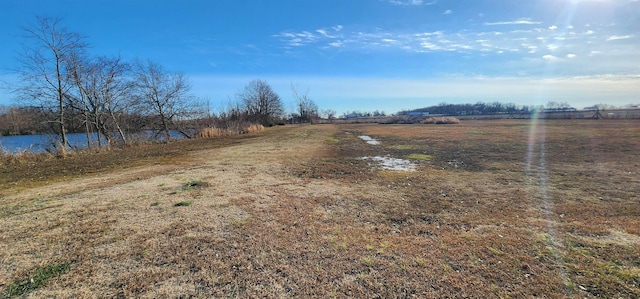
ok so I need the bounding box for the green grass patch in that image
[361,256,375,267]
[3,262,70,298]
[174,201,191,207]
[182,179,209,190]
[326,137,341,143]
[405,153,433,161]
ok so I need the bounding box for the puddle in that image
[358,135,380,145]
[360,156,416,171]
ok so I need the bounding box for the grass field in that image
[1,120,639,298]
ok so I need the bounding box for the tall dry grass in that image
[422,116,461,124]
[195,123,264,139]
[195,127,232,139]
[0,145,47,165]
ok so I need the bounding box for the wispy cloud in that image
[607,35,633,41]
[275,26,344,47]
[315,29,336,38]
[388,0,437,5]
[273,21,639,77]
[484,18,542,26]
[443,10,452,15]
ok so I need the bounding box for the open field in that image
[1,120,639,298]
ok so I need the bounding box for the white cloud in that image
[443,10,453,15]
[549,25,558,30]
[276,27,343,47]
[607,35,633,41]
[388,0,437,5]
[484,18,541,26]
[316,29,336,38]
[415,31,443,37]
[272,21,639,77]
[420,41,442,50]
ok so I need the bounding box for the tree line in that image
[402,101,532,116]
[402,101,636,116]
[1,17,320,154]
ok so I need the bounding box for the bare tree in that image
[15,16,87,155]
[237,79,284,126]
[132,60,193,141]
[322,109,337,121]
[69,55,133,148]
[545,101,572,109]
[291,83,319,124]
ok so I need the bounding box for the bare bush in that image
[422,117,461,124]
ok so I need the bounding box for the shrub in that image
[422,117,460,124]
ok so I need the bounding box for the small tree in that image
[15,16,87,155]
[237,79,284,126]
[133,60,193,142]
[322,109,337,120]
[68,55,133,147]
[291,83,319,124]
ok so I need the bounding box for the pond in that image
[0,131,186,154]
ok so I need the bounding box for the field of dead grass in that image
[1,120,639,298]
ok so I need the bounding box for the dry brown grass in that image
[1,121,639,298]
[244,124,265,134]
[422,116,461,124]
[195,127,232,138]
[196,124,264,139]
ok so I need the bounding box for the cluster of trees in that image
[3,17,321,154]
[342,110,387,118]
[9,17,203,153]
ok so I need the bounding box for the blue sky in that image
[1,0,639,114]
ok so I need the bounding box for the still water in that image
[0,133,104,153]
[0,131,185,153]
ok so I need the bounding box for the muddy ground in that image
[1,120,639,298]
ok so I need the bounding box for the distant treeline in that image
[342,110,387,118]
[400,102,536,116]
[401,101,639,116]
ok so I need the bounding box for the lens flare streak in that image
[525,114,571,291]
